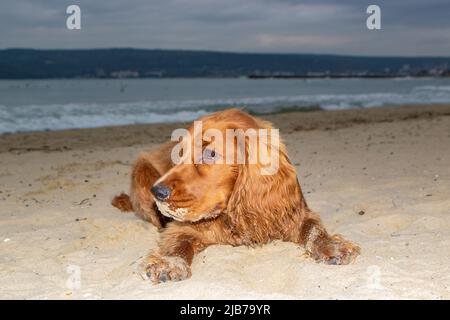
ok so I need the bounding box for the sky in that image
[1,0,450,56]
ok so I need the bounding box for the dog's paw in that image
[139,254,191,284]
[312,234,360,265]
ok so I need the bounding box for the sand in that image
[1,104,450,299]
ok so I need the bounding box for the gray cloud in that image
[0,0,449,56]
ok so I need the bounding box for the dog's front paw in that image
[140,254,191,284]
[312,234,360,265]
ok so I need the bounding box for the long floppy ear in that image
[226,125,307,244]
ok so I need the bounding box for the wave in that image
[0,106,209,134]
[413,85,450,92]
[1,84,450,134]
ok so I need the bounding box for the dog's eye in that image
[203,148,218,164]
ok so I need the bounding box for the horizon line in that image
[1,47,450,59]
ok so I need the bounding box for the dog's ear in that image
[226,130,305,244]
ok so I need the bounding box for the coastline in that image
[1,103,450,299]
[2,103,450,153]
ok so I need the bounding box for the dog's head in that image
[151,109,301,226]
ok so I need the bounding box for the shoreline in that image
[1,103,450,154]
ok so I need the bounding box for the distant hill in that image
[0,48,449,79]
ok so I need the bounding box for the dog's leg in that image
[112,156,164,228]
[140,224,211,284]
[112,142,175,228]
[298,212,360,265]
[128,156,168,228]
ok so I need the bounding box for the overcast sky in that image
[1,0,449,56]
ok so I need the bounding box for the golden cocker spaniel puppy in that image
[112,108,360,284]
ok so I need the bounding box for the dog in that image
[112,108,360,284]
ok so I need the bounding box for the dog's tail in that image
[112,193,134,212]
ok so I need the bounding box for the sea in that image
[1,77,450,134]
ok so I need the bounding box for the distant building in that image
[110,70,139,78]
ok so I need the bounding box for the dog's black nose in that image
[151,183,171,201]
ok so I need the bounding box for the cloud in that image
[0,0,449,56]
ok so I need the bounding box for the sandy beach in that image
[1,104,450,299]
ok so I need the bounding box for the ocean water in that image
[1,78,450,134]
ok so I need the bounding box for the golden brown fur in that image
[112,108,360,284]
